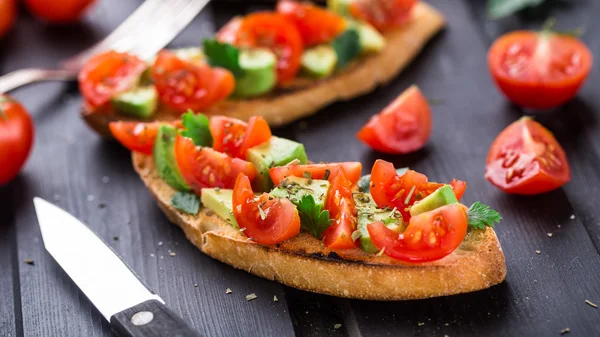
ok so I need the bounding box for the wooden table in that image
[2,1,600,336]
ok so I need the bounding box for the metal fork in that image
[0,0,211,94]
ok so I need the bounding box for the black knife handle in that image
[110,300,202,337]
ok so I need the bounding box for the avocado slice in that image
[270,176,330,209]
[357,22,386,54]
[327,0,354,16]
[301,45,338,79]
[111,86,158,119]
[246,136,308,192]
[234,48,277,98]
[200,188,238,228]
[354,192,405,253]
[153,125,190,191]
[410,185,458,216]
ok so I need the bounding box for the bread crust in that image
[83,2,446,138]
[132,153,506,300]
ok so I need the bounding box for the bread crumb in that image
[333,323,342,330]
[535,250,541,254]
[418,322,425,326]
[570,214,575,220]
[169,252,176,257]
[560,327,570,334]
[273,295,278,302]
[585,300,597,308]
[547,233,553,237]
[246,293,257,301]
[226,288,232,294]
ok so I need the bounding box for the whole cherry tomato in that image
[0,96,34,185]
[24,0,96,23]
[0,0,16,38]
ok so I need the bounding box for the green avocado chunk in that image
[200,188,238,228]
[153,125,190,191]
[234,48,277,98]
[246,137,308,192]
[357,22,386,54]
[410,185,458,216]
[327,0,354,16]
[353,192,405,253]
[270,176,330,209]
[111,86,158,119]
[301,45,338,79]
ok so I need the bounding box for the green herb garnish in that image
[171,191,201,215]
[467,202,502,230]
[180,110,213,147]
[487,0,546,19]
[297,195,333,238]
[203,39,243,78]
[331,29,360,69]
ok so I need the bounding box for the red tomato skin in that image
[485,117,570,195]
[210,116,247,158]
[276,1,346,46]
[357,85,431,154]
[0,0,16,38]
[488,31,593,110]
[109,121,162,155]
[449,179,466,201]
[323,167,358,249]
[24,0,96,23]
[79,51,147,108]
[174,135,256,193]
[0,96,34,185]
[268,162,363,186]
[350,0,416,32]
[367,203,468,263]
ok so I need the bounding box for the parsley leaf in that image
[180,111,213,147]
[358,168,408,193]
[297,195,333,238]
[331,29,360,69]
[467,202,502,230]
[171,191,201,215]
[487,0,546,19]
[203,39,243,78]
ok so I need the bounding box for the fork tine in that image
[129,0,211,60]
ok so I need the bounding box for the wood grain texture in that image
[1,0,600,336]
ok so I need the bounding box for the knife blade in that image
[33,197,202,337]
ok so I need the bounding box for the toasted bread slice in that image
[83,2,446,138]
[132,153,506,300]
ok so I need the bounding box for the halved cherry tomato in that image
[323,167,357,249]
[370,160,465,221]
[269,162,363,186]
[276,1,346,46]
[350,0,416,32]
[152,50,234,113]
[210,116,272,159]
[488,30,592,110]
[79,51,147,108]
[485,117,570,195]
[109,120,183,155]
[0,0,16,39]
[217,12,303,83]
[232,174,300,244]
[357,85,431,154]
[0,96,34,185]
[368,203,468,262]
[24,0,95,23]
[175,135,256,193]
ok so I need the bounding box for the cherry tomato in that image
[152,50,234,113]
[24,0,96,23]
[0,96,34,185]
[79,51,147,108]
[323,167,358,249]
[357,85,431,154]
[217,12,303,83]
[0,0,16,39]
[269,162,363,186]
[276,1,346,46]
[370,160,465,221]
[210,116,272,159]
[175,135,256,193]
[350,0,416,32]
[368,203,468,263]
[488,31,592,110]
[110,121,163,155]
[232,173,300,244]
[485,117,570,195]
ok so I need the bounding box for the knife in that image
[33,197,202,337]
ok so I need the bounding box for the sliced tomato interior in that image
[322,167,358,249]
[210,116,272,159]
[269,162,362,186]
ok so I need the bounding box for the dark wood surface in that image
[1,0,600,336]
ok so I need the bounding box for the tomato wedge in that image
[152,50,234,113]
[110,121,165,155]
[269,162,363,186]
[323,167,358,249]
[210,116,272,159]
[488,30,592,110]
[174,135,256,193]
[370,160,465,221]
[357,85,432,154]
[367,203,468,263]
[350,0,416,32]
[485,117,570,195]
[217,12,303,83]
[276,1,346,46]
[79,50,147,108]
[232,174,300,244]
